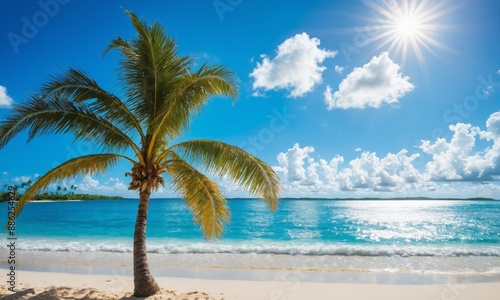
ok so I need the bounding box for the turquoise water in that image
[1,199,499,256]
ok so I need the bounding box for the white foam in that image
[4,238,500,257]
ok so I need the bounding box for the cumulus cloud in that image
[107,177,128,191]
[272,111,500,197]
[334,65,344,74]
[273,144,323,193]
[274,144,424,194]
[0,86,14,108]
[77,176,178,198]
[77,175,129,195]
[250,33,337,98]
[14,176,32,183]
[339,150,423,191]
[324,52,414,110]
[420,112,500,181]
[485,111,500,138]
[274,143,315,183]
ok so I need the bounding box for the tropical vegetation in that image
[0,10,281,296]
[0,181,123,201]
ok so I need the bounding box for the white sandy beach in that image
[2,270,500,300]
[2,250,500,299]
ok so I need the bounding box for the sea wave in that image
[5,238,500,257]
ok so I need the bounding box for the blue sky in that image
[0,0,499,199]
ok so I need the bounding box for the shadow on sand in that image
[0,286,220,299]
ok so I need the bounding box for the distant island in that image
[1,193,495,202]
[273,197,497,201]
[144,197,497,201]
[0,191,123,202]
[1,180,124,202]
[222,197,497,201]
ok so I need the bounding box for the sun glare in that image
[364,0,454,65]
[396,15,419,37]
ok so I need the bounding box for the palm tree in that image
[70,184,77,195]
[0,11,281,297]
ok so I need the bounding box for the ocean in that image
[1,199,500,277]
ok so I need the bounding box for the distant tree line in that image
[0,181,123,202]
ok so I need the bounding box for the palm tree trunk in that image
[133,189,160,296]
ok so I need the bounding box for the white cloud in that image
[419,114,500,181]
[0,86,14,108]
[324,52,414,110]
[107,177,128,191]
[14,176,32,183]
[486,111,500,137]
[1,171,8,176]
[497,69,500,75]
[420,124,480,180]
[77,175,129,195]
[273,144,324,193]
[334,65,344,74]
[343,150,423,191]
[274,144,423,194]
[272,111,500,198]
[80,175,99,189]
[354,147,362,152]
[250,33,337,98]
[274,143,315,184]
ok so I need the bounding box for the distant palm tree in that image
[0,11,281,297]
[70,184,77,195]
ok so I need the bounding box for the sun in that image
[396,15,420,38]
[363,0,454,65]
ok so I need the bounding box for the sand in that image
[1,269,500,300]
[1,250,499,299]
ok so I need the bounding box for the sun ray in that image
[362,0,456,66]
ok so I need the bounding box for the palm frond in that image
[103,11,238,160]
[166,140,281,211]
[105,10,191,128]
[153,64,239,141]
[166,152,230,239]
[103,36,134,58]
[7,154,130,226]
[0,94,140,154]
[41,68,144,140]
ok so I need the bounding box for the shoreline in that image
[2,268,500,300]
[3,250,500,280]
[1,250,499,299]
[15,261,500,285]
[5,250,500,280]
